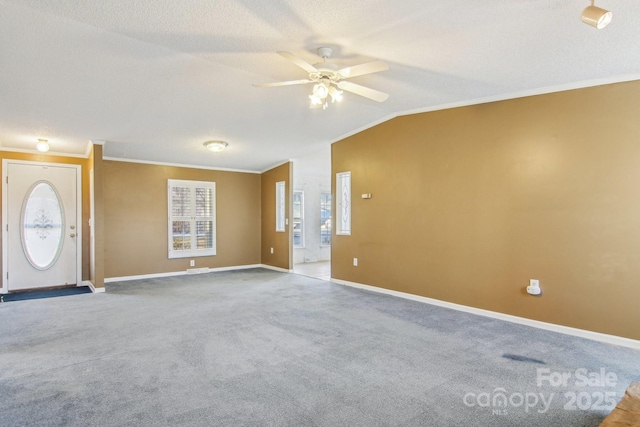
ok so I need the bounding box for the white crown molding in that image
[102,156,261,174]
[0,147,90,159]
[260,159,293,174]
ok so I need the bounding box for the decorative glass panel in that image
[21,181,64,270]
[336,172,351,235]
[276,181,285,232]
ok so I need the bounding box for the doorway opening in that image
[292,146,331,281]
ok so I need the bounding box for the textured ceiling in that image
[1,0,639,172]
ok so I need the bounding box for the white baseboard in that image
[331,278,640,351]
[105,264,263,283]
[84,280,105,293]
[260,264,294,273]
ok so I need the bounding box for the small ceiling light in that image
[36,139,49,152]
[581,1,612,29]
[204,140,228,152]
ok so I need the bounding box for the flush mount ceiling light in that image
[204,141,228,152]
[36,139,49,152]
[581,0,612,29]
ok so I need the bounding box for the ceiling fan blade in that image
[252,79,313,88]
[277,51,318,74]
[338,60,389,79]
[337,81,389,102]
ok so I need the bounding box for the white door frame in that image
[1,159,82,294]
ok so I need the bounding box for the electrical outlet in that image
[353,258,358,266]
[189,260,195,267]
[527,279,541,296]
[270,247,274,254]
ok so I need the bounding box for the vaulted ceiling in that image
[1,0,639,172]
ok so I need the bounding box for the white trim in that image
[84,280,105,293]
[260,264,294,273]
[103,156,260,174]
[260,159,292,174]
[0,147,89,159]
[331,278,640,350]
[104,264,263,283]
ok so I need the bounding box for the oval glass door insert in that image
[21,181,65,270]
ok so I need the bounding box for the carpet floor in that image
[0,268,638,426]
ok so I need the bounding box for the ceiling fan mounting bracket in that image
[317,47,333,59]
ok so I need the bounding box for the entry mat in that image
[1,286,92,302]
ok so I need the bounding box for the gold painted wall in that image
[332,80,640,340]
[0,151,92,285]
[103,161,261,278]
[261,162,292,270]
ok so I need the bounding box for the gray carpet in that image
[0,268,638,426]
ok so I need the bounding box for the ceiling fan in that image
[253,47,389,109]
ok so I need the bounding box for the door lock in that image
[70,233,76,238]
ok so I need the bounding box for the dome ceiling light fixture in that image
[204,140,228,152]
[36,139,50,152]
[253,47,388,110]
[581,0,612,29]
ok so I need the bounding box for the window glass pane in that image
[196,220,214,249]
[171,187,191,216]
[172,221,191,250]
[293,191,303,247]
[195,187,212,217]
[320,193,332,246]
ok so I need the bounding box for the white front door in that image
[2,160,81,292]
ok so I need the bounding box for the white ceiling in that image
[1,0,639,172]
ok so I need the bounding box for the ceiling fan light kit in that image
[254,47,389,110]
[581,1,612,29]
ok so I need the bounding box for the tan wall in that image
[0,151,92,285]
[261,162,292,270]
[332,80,640,341]
[103,160,261,278]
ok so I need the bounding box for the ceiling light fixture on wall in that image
[581,0,612,29]
[204,140,228,152]
[36,139,49,152]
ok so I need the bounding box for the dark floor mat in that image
[1,286,92,302]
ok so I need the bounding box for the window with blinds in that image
[168,179,216,258]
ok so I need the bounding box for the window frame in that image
[167,179,216,259]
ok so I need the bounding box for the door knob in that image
[70,233,76,238]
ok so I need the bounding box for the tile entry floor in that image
[293,260,331,281]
